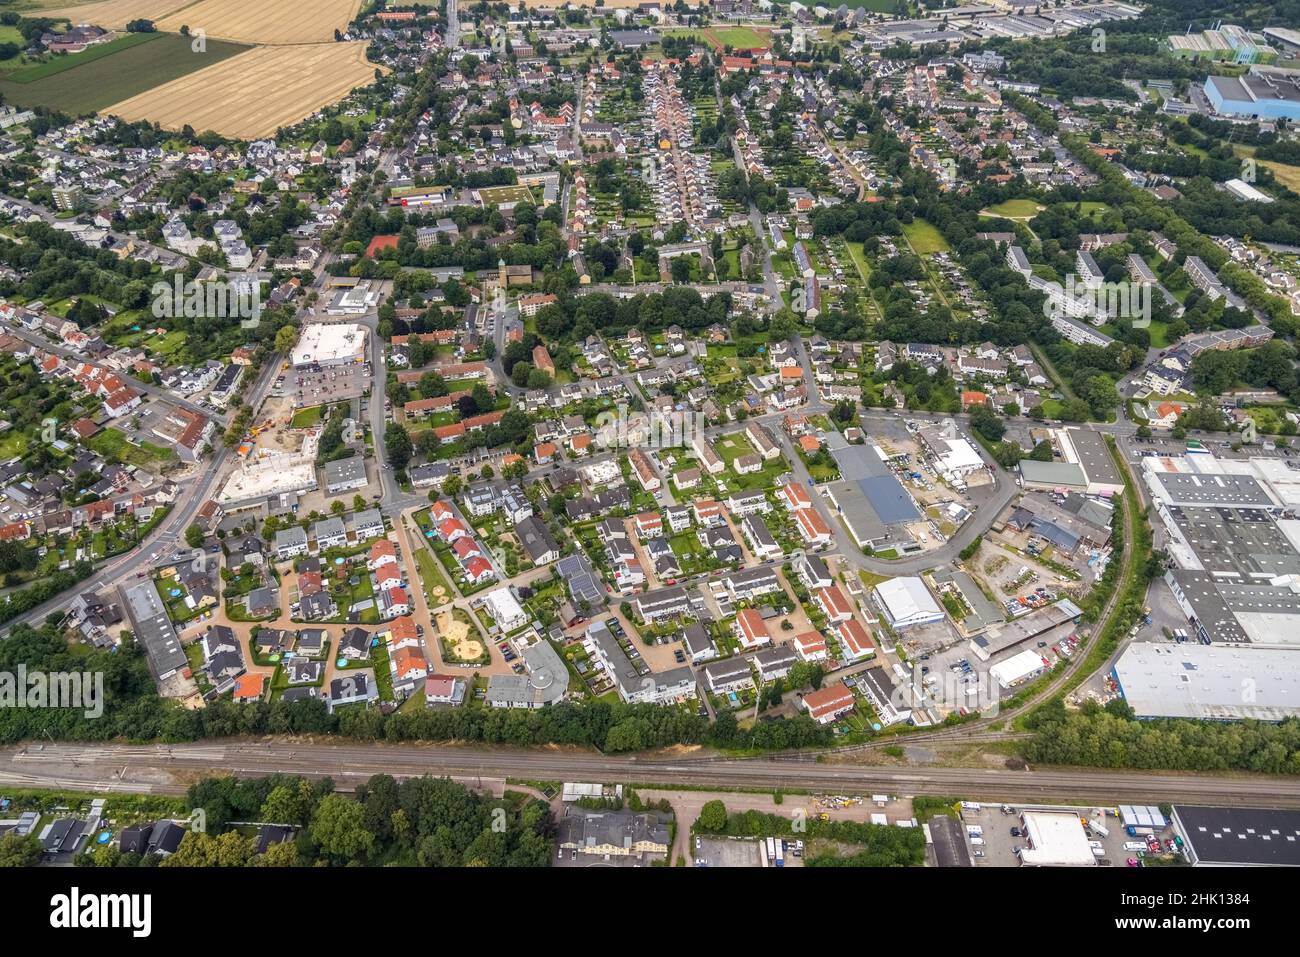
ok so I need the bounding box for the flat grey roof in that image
[829,442,890,481]
[1167,570,1250,644]
[827,479,887,544]
[1152,471,1274,508]
[1064,429,1123,488]
[325,454,366,486]
[1165,506,1300,578]
[1114,643,1300,720]
[1018,460,1087,488]
[860,474,920,524]
[121,580,187,678]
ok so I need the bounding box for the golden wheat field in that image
[155,0,363,45]
[43,0,362,45]
[106,41,379,139]
[41,0,191,27]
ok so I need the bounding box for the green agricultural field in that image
[1,32,159,83]
[0,34,248,115]
[0,25,24,68]
[902,219,951,255]
[980,199,1044,219]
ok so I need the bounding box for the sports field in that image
[664,26,772,51]
[0,32,247,114]
[106,41,379,138]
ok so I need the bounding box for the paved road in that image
[7,741,1300,807]
[5,324,230,427]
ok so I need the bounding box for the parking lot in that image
[958,804,1135,867]
[284,362,371,405]
[695,836,763,867]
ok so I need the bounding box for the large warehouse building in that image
[291,323,368,368]
[1172,806,1300,866]
[1018,811,1096,867]
[873,577,944,630]
[1204,68,1300,123]
[1113,643,1300,721]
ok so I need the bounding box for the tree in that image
[185,524,205,549]
[969,405,1004,443]
[260,784,307,827]
[274,325,298,353]
[384,423,412,470]
[0,833,40,867]
[698,799,728,832]
[311,794,375,861]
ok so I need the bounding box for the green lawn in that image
[86,428,177,467]
[0,430,27,458]
[0,34,249,114]
[902,219,950,255]
[290,405,324,429]
[980,199,1043,219]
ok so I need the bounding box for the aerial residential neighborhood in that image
[0,0,1295,913]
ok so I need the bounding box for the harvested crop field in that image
[0,32,247,114]
[106,41,379,139]
[42,0,361,44]
[40,0,194,28]
[155,0,363,45]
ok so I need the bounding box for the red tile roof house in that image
[368,539,398,571]
[733,608,771,650]
[793,631,828,662]
[452,536,482,561]
[815,585,854,624]
[836,619,876,662]
[532,343,556,375]
[464,555,494,583]
[802,682,856,724]
[794,507,831,546]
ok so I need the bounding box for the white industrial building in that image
[873,577,944,629]
[989,649,1047,688]
[1113,643,1300,721]
[291,323,368,367]
[1018,811,1096,867]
